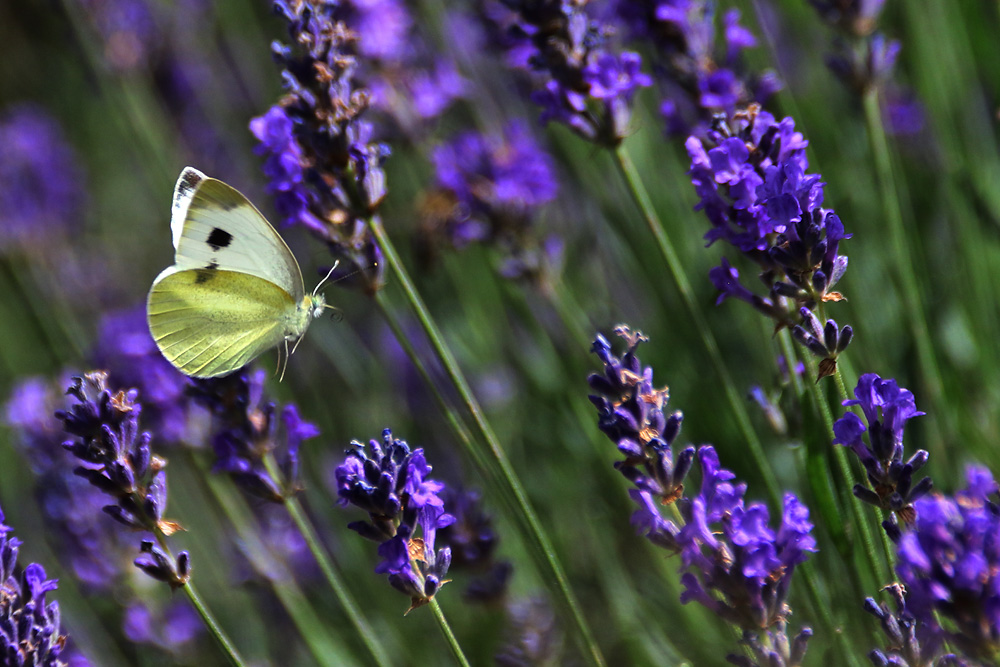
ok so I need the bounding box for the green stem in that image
[861,89,948,464]
[373,294,481,467]
[366,216,606,667]
[198,464,352,667]
[179,567,246,667]
[261,455,394,667]
[429,600,472,667]
[611,146,781,509]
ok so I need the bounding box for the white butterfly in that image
[146,167,328,378]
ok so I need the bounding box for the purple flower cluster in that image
[335,429,454,611]
[687,105,852,376]
[893,465,1000,661]
[833,373,932,535]
[95,307,194,446]
[588,326,694,508]
[589,329,815,660]
[0,105,85,253]
[438,486,512,604]
[424,121,562,284]
[188,369,319,503]
[613,1,779,136]
[489,0,652,146]
[807,0,900,96]
[56,372,189,587]
[251,0,387,293]
[863,582,961,667]
[4,378,132,592]
[0,504,71,667]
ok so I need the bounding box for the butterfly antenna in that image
[312,260,341,297]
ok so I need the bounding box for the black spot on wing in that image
[195,265,217,284]
[206,228,233,251]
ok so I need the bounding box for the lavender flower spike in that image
[336,428,455,612]
[833,373,931,534]
[189,369,320,503]
[57,372,189,587]
[251,0,387,292]
[0,504,71,666]
[496,0,652,146]
[687,105,852,371]
[895,465,1000,661]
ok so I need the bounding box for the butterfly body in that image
[147,167,324,378]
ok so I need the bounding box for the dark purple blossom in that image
[833,373,931,531]
[188,369,318,502]
[0,105,85,253]
[251,0,387,293]
[422,121,561,284]
[0,505,70,667]
[864,583,954,667]
[5,377,134,592]
[56,372,189,587]
[588,329,813,661]
[894,465,1000,661]
[438,487,512,604]
[95,307,195,446]
[611,1,778,136]
[687,105,852,368]
[335,429,455,611]
[588,326,694,506]
[490,0,652,146]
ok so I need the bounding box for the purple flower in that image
[438,486,512,604]
[336,429,455,610]
[895,465,1000,660]
[833,373,931,531]
[5,377,134,592]
[424,122,561,284]
[56,373,190,587]
[0,105,85,253]
[495,598,564,666]
[588,330,813,660]
[188,370,319,502]
[251,0,388,292]
[123,599,202,653]
[491,0,651,146]
[94,306,194,445]
[588,326,694,505]
[864,583,950,667]
[678,448,815,634]
[0,504,70,666]
[612,1,777,136]
[687,106,852,367]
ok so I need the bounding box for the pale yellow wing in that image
[147,268,296,378]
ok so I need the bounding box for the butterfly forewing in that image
[147,268,296,378]
[170,167,305,301]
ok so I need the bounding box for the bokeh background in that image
[1,0,999,665]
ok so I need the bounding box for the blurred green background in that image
[1,0,1000,665]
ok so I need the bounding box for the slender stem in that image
[196,461,351,667]
[179,568,246,667]
[429,600,472,667]
[373,294,482,469]
[366,216,606,667]
[861,89,948,464]
[261,455,394,667]
[611,146,782,509]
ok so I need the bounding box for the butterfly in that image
[147,167,329,379]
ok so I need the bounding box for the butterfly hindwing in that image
[170,167,305,301]
[147,268,295,378]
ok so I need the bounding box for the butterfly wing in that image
[147,268,296,378]
[170,167,305,301]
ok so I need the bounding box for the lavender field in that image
[1,1,999,665]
